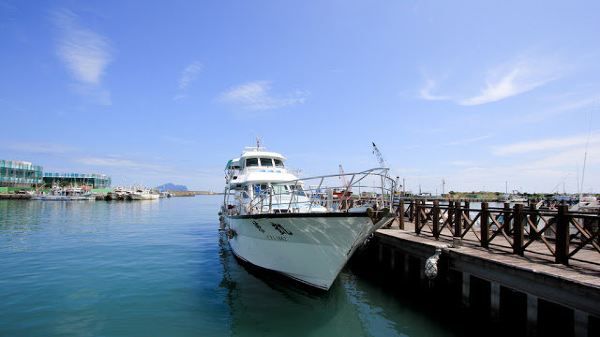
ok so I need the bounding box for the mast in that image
[579,110,593,199]
[442,178,446,195]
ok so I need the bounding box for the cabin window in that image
[272,184,289,194]
[274,159,284,167]
[260,158,274,167]
[254,184,269,194]
[292,185,306,197]
[246,158,259,167]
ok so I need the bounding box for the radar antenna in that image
[256,136,262,150]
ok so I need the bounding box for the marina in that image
[2,2,600,336]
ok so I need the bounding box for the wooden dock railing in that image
[396,200,600,265]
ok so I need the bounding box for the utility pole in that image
[442,178,446,195]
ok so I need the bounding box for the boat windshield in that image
[260,158,274,167]
[274,159,284,167]
[246,158,259,167]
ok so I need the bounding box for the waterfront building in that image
[43,172,111,189]
[0,160,43,189]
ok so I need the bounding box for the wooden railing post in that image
[415,200,422,234]
[398,200,405,230]
[503,202,512,235]
[555,204,570,264]
[432,200,440,239]
[447,200,454,234]
[529,202,538,240]
[481,202,489,248]
[513,204,524,256]
[463,200,470,229]
[454,201,462,247]
[409,200,415,223]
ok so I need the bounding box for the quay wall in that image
[357,228,600,337]
[0,193,31,200]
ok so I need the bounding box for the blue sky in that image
[1,0,599,193]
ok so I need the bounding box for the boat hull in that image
[31,195,95,201]
[226,212,393,290]
[130,194,160,200]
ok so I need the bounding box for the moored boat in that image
[220,144,396,290]
[130,187,160,200]
[32,186,95,201]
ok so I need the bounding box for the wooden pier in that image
[370,200,599,337]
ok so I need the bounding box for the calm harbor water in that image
[1,196,466,337]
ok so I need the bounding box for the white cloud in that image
[446,134,493,146]
[178,61,202,90]
[77,157,136,167]
[419,78,449,101]
[162,136,196,145]
[448,160,474,166]
[519,95,599,123]
[219,81,307,110]
[71,83,112,106]
[523,147,600,170]
[76,156,168,172]
[460,56,563,106]
[1,142,76,154]
[493,132,600,156]
[173,94,186,102]
[53,9,113,85]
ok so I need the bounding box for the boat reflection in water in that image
[217,230,458,337]
[217,230,372,336]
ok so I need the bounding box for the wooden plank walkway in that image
[377,219,600,289]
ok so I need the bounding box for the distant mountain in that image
[155,183,188,192]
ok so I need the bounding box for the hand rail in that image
[401,199,600,265]
[235,168,395,215]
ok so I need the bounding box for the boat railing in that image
[246,168,396,214]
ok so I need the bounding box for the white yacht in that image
[130,187,160,200]
[220,145,396,290]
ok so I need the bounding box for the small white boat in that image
[32,186,95,201]
[221,144,396,290]
[570,195,599,212]
[130,187,160,200]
